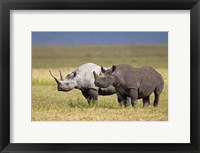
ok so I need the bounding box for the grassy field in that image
[32,45,168,121]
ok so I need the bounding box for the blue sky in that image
[32,32,168,45]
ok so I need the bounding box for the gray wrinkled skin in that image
[93,64,164,107]
[49,63,116,104]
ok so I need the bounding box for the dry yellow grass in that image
[32,68,168,121]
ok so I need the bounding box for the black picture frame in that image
[0,0,200,153]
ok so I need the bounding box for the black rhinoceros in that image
[93,64,164,107]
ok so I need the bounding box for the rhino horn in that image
[59,70,64,80]
[49,70,60,84]
[99,72,104,76]
[93,71,99,79]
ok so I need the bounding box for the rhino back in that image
[114,64,163,96]
[75,63,101,89]
[113,64,139,88]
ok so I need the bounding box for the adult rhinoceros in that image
[49,63,116,104]
[93,64,164,107]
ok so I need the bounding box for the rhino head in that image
[49,70,77,92]
[93,65,117,88]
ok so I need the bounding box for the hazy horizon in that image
[32,32,168,46]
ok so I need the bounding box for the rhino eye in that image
[66,83,69,85]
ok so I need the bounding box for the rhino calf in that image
[93,64,164,107]
[49,63,116,104]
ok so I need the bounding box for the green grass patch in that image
[32,45,168,69]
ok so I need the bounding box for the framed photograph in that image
[0,0,199,153]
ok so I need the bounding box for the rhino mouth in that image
[61,89,73,92]
[57,86,73,92]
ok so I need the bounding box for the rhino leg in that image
[116,92,124,107]
[116,92,131,107]
[87,88,98,104]
[81,90,90,103]
[125,97,132,107]
[124,97,131,107]
[117,98,123,107]
[153,92,160,107]
[153,85,162,107]
[81,88,98,104]
[142,96,150,107]
[129,88,138,107]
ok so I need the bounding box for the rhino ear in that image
[67,71,77,79]
[112,65,117,72]
[73,71,77,77]
[101,66,106,73]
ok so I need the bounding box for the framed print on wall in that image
[0,0,200,153]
